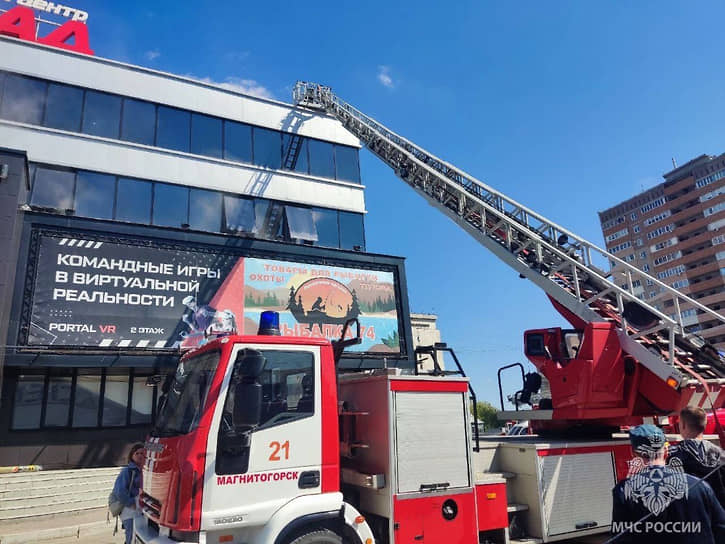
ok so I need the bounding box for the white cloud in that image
[377,65,395,89]
[188,75,274,100]
[145,49,160,61]
[225,51,251,62]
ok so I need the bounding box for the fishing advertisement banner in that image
[25,231,402,354]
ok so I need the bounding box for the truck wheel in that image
[289,529,342,544]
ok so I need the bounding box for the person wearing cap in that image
[669,406,725,507]
[611,424,725,543]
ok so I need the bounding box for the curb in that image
[0,519,112,544]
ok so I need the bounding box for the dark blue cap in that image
[629,424,666,455]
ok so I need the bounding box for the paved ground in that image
[47,530,125,544]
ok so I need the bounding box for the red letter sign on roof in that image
[0,6,94,56]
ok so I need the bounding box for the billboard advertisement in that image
[23,230,402,354]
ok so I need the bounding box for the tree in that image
[471,401,500,432]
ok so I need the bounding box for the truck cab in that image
[134,322,374,544]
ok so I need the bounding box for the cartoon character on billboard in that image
[179,297,237,348]
[181,295,217,334]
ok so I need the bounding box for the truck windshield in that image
[152,350,219,437]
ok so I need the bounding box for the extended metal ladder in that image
[293,81,725,394]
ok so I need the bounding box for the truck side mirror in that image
[233,382,262,428]
[234,348,266,378]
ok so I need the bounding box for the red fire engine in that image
[133,83,725,544]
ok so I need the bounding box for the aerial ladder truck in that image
[292,82,725,435]
[134,84,725,544]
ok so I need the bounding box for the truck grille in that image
[140,491,161,518]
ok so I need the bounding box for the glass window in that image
[0,74,46,125]
[283,134,309,174]
[157,106,190,152]
[224,121,252,163]
[335,145,361,183]
[116,177,151,224]
[285,205,318,241]
[44,83,82,132]
[102,375,129,427]
[121,98,156,146]
[130,376,153,425]
[224,195,257,233]
[44,376,72,427]
[153,183,189,228]
[189,188,222,232]
[312,208,340,248]
[257,350,315,427]
[308,139,335,179]
[31,166,75,210]
[254,200,285,240]
[253,127,281,169]
[73,374,100,427]
[154,351,218,436]
[191,113,222,158]
[82,90,121,138]
[75,171,115,219]
[339,211,365,250]
[11,376,44,429]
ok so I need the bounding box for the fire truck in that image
[133,83,725,544]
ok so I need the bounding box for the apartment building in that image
[598,154,725,351]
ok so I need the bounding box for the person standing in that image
[611,424,725,543]
[111,443,145,544]
[670,406,725,507]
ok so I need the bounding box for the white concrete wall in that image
[0,122,366,212]
[0,37,367,213]
[0,37,359,146]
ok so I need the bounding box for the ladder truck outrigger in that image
[133,84,725,544]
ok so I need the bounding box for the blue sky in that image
[41,0,725,406]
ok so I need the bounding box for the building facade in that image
[598,154,725,351]
[0,35,414,468]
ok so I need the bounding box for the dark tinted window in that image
[312,208,340,248]
[339,211,365,250]
[44,83,83,132]
[224,121,252,163]
[254,199,285,240]
[283,134,308,174]
[82,91,121,138]
[102,375,128,427]
[189,188,222,232]
[116,177,151,223]
[130,376,153,425]
[44,376,72,426]
[75,171,115,219]
[11,376,44,430]
[73,374,100,427]
[253,127,281,169]
[223,195,257,233]
[31,166,75,210]
[285,205,317,241]
[335,145,361,183]
[121,98,156,146]
[0,74,46,124]
[157,106,190,152]
[153,183,189,228]
[191,113,222,158]
[308,139,335,179]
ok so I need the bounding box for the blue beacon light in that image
[258,311,281,336]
